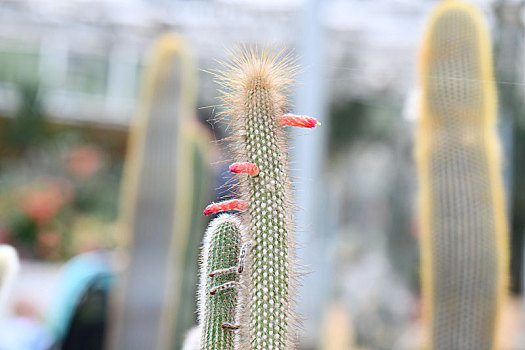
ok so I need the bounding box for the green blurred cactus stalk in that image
[112,33,207,350]
[200,48,319,350]
[172,120,212,350]
[417,1,509,349]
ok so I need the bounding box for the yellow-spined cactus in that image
[171,120,212,350]
[417,1,508,349]
[318,302,354,350]
[111,33,199,350]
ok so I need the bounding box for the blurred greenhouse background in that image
[0,0,523,349]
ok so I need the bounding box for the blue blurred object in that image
[46,250,114,349]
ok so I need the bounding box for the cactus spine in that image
[198,214,242,349]
[417,1,508,349]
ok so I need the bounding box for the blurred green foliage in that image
[328,96,420,294]
[328,98,393,157]
[3,84,46,152]
[0,84,124,260]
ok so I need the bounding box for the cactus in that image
[202,48,319,350]
[111,33,199,350]
[197,214,242,349]
[417,1,508,349]
[318,301,354,350]
[172,121,212,350]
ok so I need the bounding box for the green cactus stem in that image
[214,48,319,350]
[112,33,199,350]
[417,1,509,349]
[198,214,242,350]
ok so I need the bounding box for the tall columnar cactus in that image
[417,1,508,349]
[172,120,212,350]
[198,214,242,349]
[112,33,198,350]
[203,48,319,350]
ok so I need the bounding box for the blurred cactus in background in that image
[318,301,354,350]
[202,48,319,350]
[417,1,508,349]
[111,33,206,350]
[171,120,212,350]
[197,214,242,350]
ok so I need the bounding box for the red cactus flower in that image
[229,162,259,176]
[279,114,320,128]
[204,199,246,216]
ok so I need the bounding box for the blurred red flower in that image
[68,145,103,178]
[36,229,61,259]
[18,179,73,226]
